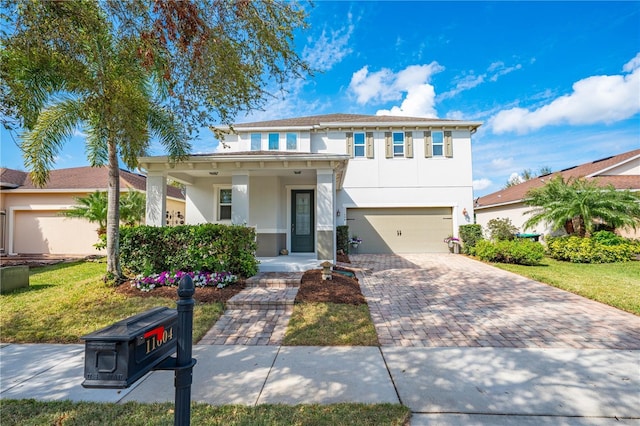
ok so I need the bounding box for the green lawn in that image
[0,261,223,343]
[0,400,410,426]
[284,302,378,346]
[491,258,640,315]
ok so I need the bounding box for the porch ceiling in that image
[139,152,350,188]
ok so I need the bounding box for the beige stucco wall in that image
[1,190,184,255]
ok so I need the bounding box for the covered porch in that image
[139,152,349,264]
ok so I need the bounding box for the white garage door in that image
[13,211,101,255]
[346,207,453,253]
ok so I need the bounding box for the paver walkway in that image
[354,253,640,349]
[198,272,302,345]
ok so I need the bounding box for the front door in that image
[291,190,314,252]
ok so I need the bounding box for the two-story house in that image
[140,114,481,264]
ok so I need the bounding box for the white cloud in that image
[348,62,444,117]
[440,60,522,100]
[491,157,513,169]
[473,178,492,190]
[490,52,640,134]
[302,17,354,72]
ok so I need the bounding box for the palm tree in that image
[4,2,189,281]
[524,176,640,237]
[119,190,146,227]
[61,191,108,236]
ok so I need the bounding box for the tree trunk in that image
[106,138,122,281]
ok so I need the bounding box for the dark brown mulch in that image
[336,253,350,263]
[295,268,365,305]
[114,281,246,303]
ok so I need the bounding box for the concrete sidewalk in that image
[1,343,638,424]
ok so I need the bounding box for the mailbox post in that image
[82,275,197,425]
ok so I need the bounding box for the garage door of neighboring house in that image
[13,211,100,255]
[346,207,452,253]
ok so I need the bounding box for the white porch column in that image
[145,172,167,226]
[316,169,335,261]
[232,172,250,225]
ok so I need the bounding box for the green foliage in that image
[337,225,350,254]
[546,235,637,263]
[475,239,545,265]
[486,217,518,241]
[524,176,640,237]
[591,230,627,246]
[119,224,258,277]
[459,224,483,254]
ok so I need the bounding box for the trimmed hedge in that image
[337,225,350,254]
[120,224,258,277]
[459,224,483,255]
[546,234,638,263]
[475,239,545,265]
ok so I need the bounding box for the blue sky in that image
[1,1,639,197]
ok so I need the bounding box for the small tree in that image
[524,176,640,237]
[486,218,518,241]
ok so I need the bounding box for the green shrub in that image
[591,230,627,246]
[120,224,258,277]
[546,235,635,263]
[337,225,350,254]
[486,217,518,241]
[459,224,483,255]
[475,239,545,265]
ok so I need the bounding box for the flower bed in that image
[133,270,238,292]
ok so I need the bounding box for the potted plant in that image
[348,236,363,249]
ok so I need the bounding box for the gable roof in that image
[0,166,184,199]
[219,113,482,131]
[475,149,640,209]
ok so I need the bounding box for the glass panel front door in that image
[291,190,314,252]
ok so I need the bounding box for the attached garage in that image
[13,210,100,255]
[346,207,452,253]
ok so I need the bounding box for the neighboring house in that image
[139,113,481,261]
[0,166,185,255]
[474,149,640,239]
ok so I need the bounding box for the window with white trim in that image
[219,188,232,220]
[268,133,279,150]
[286,133,297,150]
[250,133,261,151]
[393,132,404,157]
[432,131,444,156]
[353,132,365,157]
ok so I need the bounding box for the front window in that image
[393,132,404,157]
[219,188,232,220]
[286,133,297,150]
[268,133,279,150]
[251,133,261,151]
[353,132,365,157]
[432,131,444,156]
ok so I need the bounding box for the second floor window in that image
[251,133,261,151]
[268,133,279,150]
[354,133,365,157]
[286,133,297,150]
[393,132,404,157]
[432,131,444,156]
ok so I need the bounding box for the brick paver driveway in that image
[353,254,640,349]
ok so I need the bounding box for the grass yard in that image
[492,258,640,315]
[283,302,378,346]
[0,400,410,426]
[0,261,224,344]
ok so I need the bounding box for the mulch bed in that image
[115,252,363,305]
[295,268,365,305]
[114,281,246,303]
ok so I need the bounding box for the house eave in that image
[315,121,483,132]
[474,199,524,210]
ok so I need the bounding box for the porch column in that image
[145,172,167,226]
[316,169,335,261]
[232,172,250,225]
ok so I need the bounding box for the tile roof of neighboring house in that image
[0,166,184,199]
[228,113,474,128]
[475,149,640,209]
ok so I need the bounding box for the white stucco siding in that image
[248,176,281,230]
[475,203,555,237]
[185,178,218,224]
[601,158,639,176]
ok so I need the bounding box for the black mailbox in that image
[82,306,178,389]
